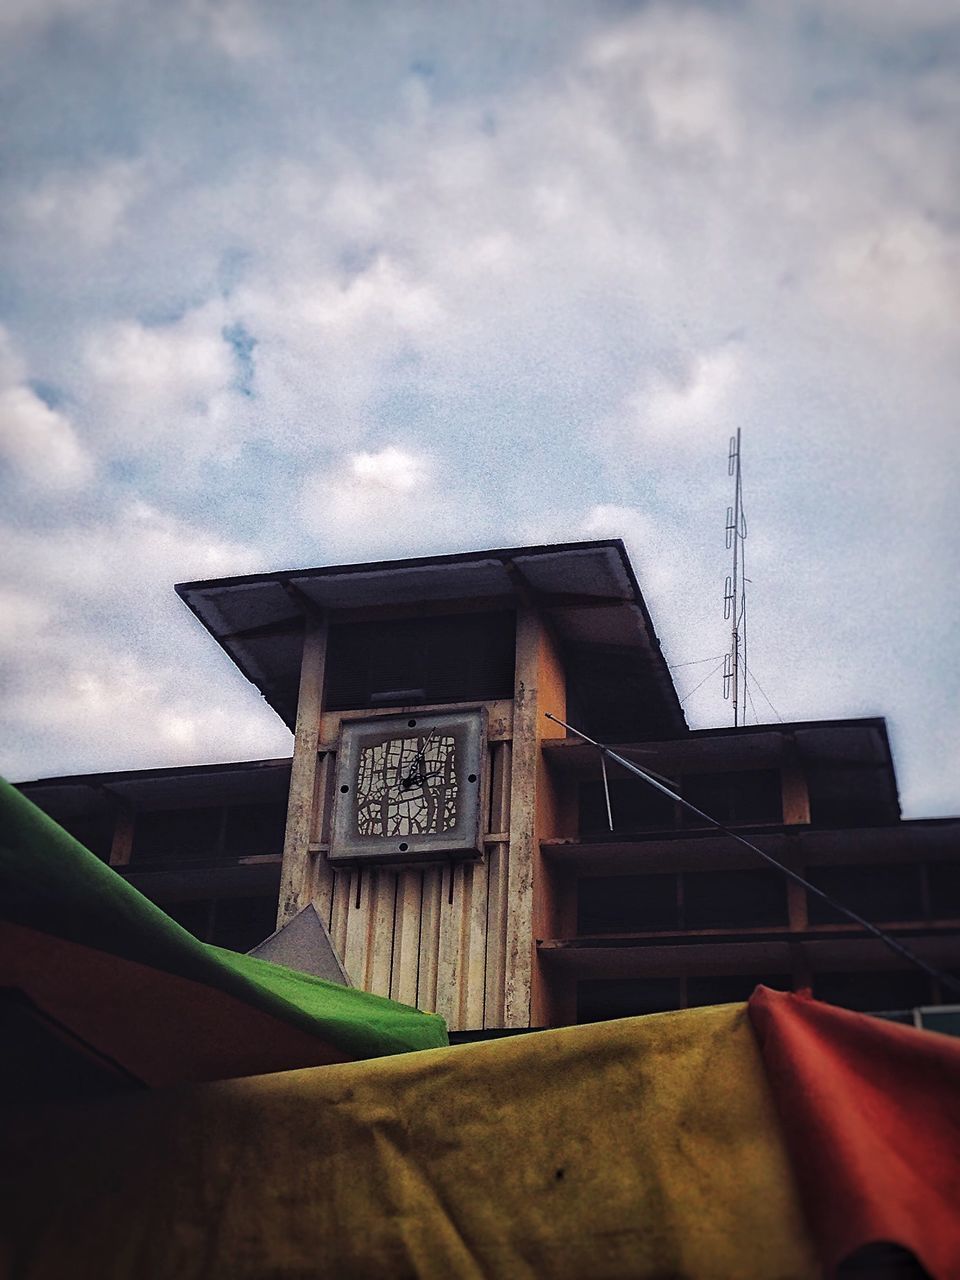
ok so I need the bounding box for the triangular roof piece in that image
[247,904,351,986]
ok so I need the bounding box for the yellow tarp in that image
[0,1002,818,1279]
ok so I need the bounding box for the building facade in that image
[18,540,960,1031]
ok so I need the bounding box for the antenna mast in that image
[723,430,748,725]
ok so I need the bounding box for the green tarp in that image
[0,777,447,1062]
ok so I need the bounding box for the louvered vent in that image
[325,611,516,710]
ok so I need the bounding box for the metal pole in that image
[731,428,741,726]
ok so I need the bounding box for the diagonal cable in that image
[668,654,725,670]
[679,657,726,707]
[746,667,784,722]
[544,711,960,998]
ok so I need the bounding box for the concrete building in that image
[18,540,960,1031]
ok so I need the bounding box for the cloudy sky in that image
[1,0,957,816]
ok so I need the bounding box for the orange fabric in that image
[748,985,960,1279]
[0,921,350,1086]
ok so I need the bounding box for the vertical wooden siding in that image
[312,738,514,1031]
[279,607,556,1033]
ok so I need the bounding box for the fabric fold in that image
[0,1003,819,1279]
[748,985,960,1279]
[0,777,447,1085]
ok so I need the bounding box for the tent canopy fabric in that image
[750,985,960,1280]
[0,777,447,1077]
[4,777,960,1276]
[0,1002,820,1280]
[4,988,958,1277]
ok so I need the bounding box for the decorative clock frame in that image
[328,708,487,865]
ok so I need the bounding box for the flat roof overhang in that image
[175,540,687,741]
[16,758,292,817]
[541,716,902,822]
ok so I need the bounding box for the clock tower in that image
[176,541,683,1031]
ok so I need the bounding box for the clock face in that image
[355,731,458,838]
[329,709,486,864]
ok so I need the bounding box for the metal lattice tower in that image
[723,429,748,726]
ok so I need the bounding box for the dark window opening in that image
[682,869,788,930]
[163,894,277,953]
[814,970,932,1013]
[686,974,791,1008]
[131,801,287,866]
[132,807,223,863]
[579,778,676,837]
[928,861,960,919]
[808,768,899,828]
[578,769,782,837]
[210,896,278,952]
[223,802,287,858]
[58,814,113,861]
[681,770,782,827]
[325,611,516,711]
[806,864,924,926]
[164,898,213,937]
[577,869,788,935]
[578,977,683,1023]
[577,874,679,935]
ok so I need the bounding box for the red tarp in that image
[749,986,960,1278]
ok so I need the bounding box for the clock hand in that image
[398,728,437,789]
[365,763,441,804]
[397,770,448,794]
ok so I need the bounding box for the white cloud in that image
[583,7,742,156]
[236,256,444,361]
[820,214,960,344]
[3,643,292,779]
[0,0,115,38]
[0,589,52,653]
[0,501,263,613]
[349,445,429,494]
[0,385,93,489]
[606,347,745,455]
[806,0,960,33]
[0,0,271,58]
[580,503,679,597]
[577,500,725,667]
[222,256,448,452]
[646,347,743,439]
[15,159,143,252]
[82,302,242,456]
[0,0,958,814]
[187,0,276,61]
[0,327,93,489]
[300,445,456,556]
[0,503,288,778]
